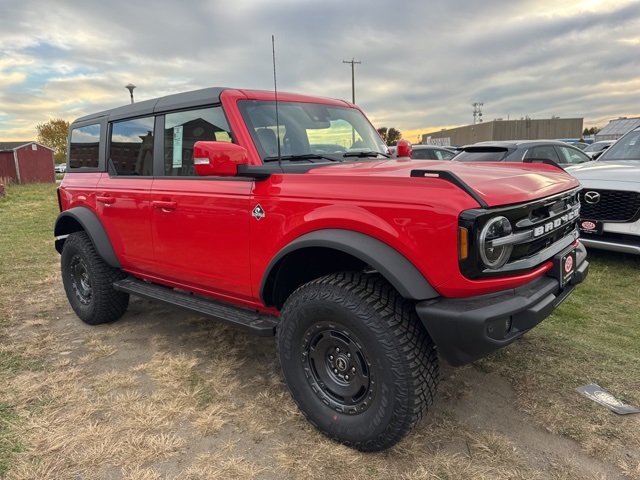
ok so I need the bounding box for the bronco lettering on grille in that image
[533,208,579,238]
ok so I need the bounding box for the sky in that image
[1,0,639,144]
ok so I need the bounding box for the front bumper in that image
[416,243,589,366]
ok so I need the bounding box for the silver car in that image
[567,127,640,255]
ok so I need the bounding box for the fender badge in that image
[252,204,265,220]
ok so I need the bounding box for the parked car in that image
[453,140,592,166]
[55,163,67,173]
[582,140,615,159]
[566,127,640,255]
[410,145,457,160]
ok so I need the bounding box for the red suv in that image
[55,87,588,451]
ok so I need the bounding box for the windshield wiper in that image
[342,151,392,158]
[263,153,342,163]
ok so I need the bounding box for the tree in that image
[377,127,402,146]
[36,119,69,164]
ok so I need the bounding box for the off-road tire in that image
[277,272,439,451]
[61,231,129,325]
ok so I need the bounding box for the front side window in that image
[238,100,387,162]
[163,106,233,176]
[557,146,590,164]
[110,117,155,176]
[69,124,100,168]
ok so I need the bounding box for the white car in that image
[567,129,640,254]
[55,163,67,173]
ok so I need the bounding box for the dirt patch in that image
[1,278,634,479]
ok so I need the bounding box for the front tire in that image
[277,272,439,451]
[61,231,129,325]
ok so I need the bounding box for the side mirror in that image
[396,139,413,158]
[193,141,249,177]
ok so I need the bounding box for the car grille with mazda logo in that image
[579,189,640,222]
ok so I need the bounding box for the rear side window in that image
[163,106,232,176]
[69,124,100,168]
[110,117,155,176]
[529,145,560,164]
[412,149,432,160]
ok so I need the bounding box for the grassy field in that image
[0,182,639,479]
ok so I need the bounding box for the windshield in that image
[598,130,640,161]
[583,142,610,153]
[238,100,387,162]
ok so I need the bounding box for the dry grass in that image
[1,183,639,479]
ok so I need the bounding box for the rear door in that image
[96,116,155,271]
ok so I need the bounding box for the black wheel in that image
[61,231,129,325]
[277,272,439,451]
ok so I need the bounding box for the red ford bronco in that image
[55,87,588,451]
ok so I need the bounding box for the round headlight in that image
[479,216,513,269]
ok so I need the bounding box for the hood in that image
[309,159,580,208]
[566,160,640,185]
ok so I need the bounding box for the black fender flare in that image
[260,229,439,304]
[54,207,121,268]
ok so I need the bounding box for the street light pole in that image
[125,83,136,104]
[342,58,361,104]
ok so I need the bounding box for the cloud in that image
[0,0,639,140]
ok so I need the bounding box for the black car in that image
[453,140,592,166]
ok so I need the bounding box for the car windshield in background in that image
[453,148,509,162]
[583,142,611,153]
[597,130,640,161]
[238,101,387,162]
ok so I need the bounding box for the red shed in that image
[0,142,55,183]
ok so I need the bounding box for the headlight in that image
[479,216,513,269]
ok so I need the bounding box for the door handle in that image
[96,195,116,205]
[152,200,177,211]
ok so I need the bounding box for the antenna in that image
[272,35,282,167]
[472,102,484,124]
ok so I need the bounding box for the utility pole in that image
[343,58,361,104]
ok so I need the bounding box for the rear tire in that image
[277,272,439,451]
[61,231,129,325]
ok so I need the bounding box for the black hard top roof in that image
[72,87,227,125]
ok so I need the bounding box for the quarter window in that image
[163,106,233,176]
[69,124,100,168]
[110,117,155,176]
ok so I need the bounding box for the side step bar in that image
[112,277,277,337]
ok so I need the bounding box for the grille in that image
[460,188,582,279]
[508,191,580,263]
[579,189,640,222]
